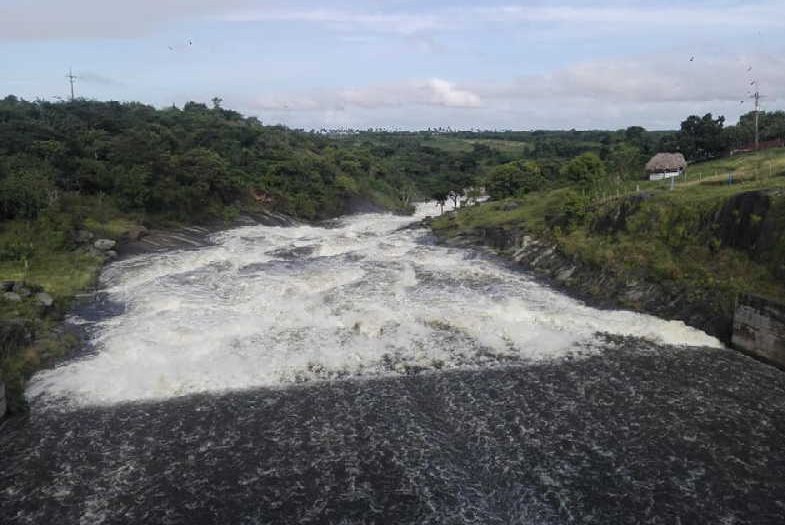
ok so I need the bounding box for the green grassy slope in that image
[433,148,785,332]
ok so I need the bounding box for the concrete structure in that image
[732,294,785,367]
[645,152,687,181]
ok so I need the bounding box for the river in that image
[2,203,784,523]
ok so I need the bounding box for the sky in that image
[1,0,784,130]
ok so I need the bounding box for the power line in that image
[66,67,78,101]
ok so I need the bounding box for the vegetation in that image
[2,93,784,413]
[433,148,785,332]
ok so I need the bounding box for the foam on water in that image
[27,203,721,407]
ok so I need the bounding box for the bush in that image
[561,152,606,187]
[486,161,546,200]
[0,169,56,220]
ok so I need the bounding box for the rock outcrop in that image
[733,294,785,366]
[434,226,733,343]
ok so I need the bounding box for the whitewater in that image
[27,202,719,407]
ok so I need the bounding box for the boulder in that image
[105,250,118,260]
[94,239,117,251]
[74,230,94,244]
[11,283,31,297]
[3,292,21,302]
[35,292,54,307]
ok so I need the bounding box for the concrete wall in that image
[732,294,785,367]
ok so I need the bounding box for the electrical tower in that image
[66,68,78,101]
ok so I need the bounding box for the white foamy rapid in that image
[28,203,721,407]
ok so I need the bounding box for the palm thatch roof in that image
[645,153,687,173]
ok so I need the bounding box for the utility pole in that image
[749,80,765,151]
[66,67,78,101]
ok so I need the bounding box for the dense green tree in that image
[0,168,56,220]
[661,113,727,161]
[606,144,645,182]
[560,153,606,187]
[486,161,545,200]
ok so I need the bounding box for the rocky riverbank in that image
[428,187,785,359]
[428,220,732,344]
[0,209,299,417]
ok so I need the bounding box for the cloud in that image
[222,7,445,35]
[480,53,785,104]
[0,0,254,41]
[252,78,482,111]
[3,1,784,42]
[475,3,785,28]
[343,78,482,108]
[245,51,785,130]
[224,2,785,36]
[77,71,124,86]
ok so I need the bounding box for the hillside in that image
[432,148,785,342]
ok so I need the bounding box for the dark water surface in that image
[2,340,785,524]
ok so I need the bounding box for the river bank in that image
[429,219,732,342]
[428,184,785,358]
[5,203,781,523]
[0,208,300,416]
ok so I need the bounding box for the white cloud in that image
[476,3,785,28]
[245,51,785,130]
[222,7,445,35]
[251,78,482,111]
[480,53,785,104]
[224,2,785,36]
[0,0,254,40]
[3,1,784,42]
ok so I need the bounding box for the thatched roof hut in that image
[645,153,687,174]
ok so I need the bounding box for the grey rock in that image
[556,267,576,282]
[74,230,94,244]
[35,292,54,307]
[624,288,646,303]
[12,283,31,297]
[0,281,14,292]
[501,201,521,211]
[106,250,118,259]
[3,292,22,302]
[94,239,117,251]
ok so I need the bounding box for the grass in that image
[83,216,140,240]
[0,196,139,414]
[432,188,575,234]
[419,136,533,156]
[433,148,785,323]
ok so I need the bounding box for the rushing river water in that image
[2,204,785,524]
